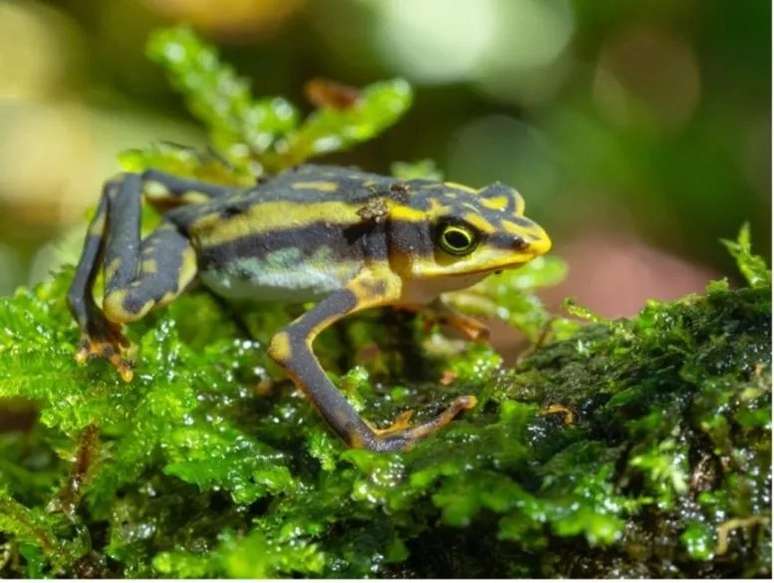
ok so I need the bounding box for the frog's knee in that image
[267,331,293,364]
[103,289,153,323]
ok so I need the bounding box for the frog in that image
[67,163,551,452]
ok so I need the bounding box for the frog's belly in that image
[199,253,361,303]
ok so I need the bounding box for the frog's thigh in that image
[269,285,477,452]
[141,169,234,208]
[102,222,197,323]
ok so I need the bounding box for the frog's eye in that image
[438,222,479,256]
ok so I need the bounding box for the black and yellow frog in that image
[68,163,550,451]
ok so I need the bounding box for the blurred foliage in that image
[122,26,412,179]
[0,28,771,577]
[0,0,770,297]
[722,223,771,289]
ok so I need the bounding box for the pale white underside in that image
[200,248,362,303]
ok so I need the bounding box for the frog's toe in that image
[452,316,490,341]
[372,409,415,437]
[423,310,489,341]
[75,321,134,382]
[363,394,478,451]
[406,394,477,437]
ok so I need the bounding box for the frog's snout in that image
[526,226,552,257]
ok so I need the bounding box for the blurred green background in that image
[0,0,770,316]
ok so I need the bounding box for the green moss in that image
[722,222,771,289]
[0,28,770,578]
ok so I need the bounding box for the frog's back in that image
[167,165,394,229]
[170,165,392,303]
[256,164,394,203]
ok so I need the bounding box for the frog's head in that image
[387,180,551,290]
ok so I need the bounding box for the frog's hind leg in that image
[140,169,235,210]
[67,190,129,375]
[100,174,198,325]
[101,222,197,326]
[68,173,198,381]
[268,270,478,452]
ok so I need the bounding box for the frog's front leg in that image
[413,298,490,341]
[68,173,199,380]
[268,271,477,452]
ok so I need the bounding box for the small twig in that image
[715,516,770,556]
[689,453,716,492]
[56,424,100,517]
[516,317,555,363]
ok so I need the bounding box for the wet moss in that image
[0,231,769,578]
[0,28,770,578]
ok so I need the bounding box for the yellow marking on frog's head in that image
[463,213,496,235]
[478,182,526,215]
[384,179,550,297]
[443,181,477,193]
[480,195,509,211]
[291,181,339,192]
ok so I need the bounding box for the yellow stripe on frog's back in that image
[291,181,339,192]
[443,181,477,193]
[192,200,362,246]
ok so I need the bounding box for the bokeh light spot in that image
[369,0,498,84]
[472,0,574,105]
[447,115,558,209]
[143,0,304,39]
[0,0,82,99]
[593,27,701,132]
[484,0,574,71]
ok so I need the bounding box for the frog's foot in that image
[372,410,415,437]
[413,301,490,341]
[430,311,489,341]
[364,395,478,450]
[75,320,134,382]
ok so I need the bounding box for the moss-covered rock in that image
[0,27,770,578]
[1,232,769,578]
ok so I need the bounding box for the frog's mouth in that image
[448,254,536,277]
